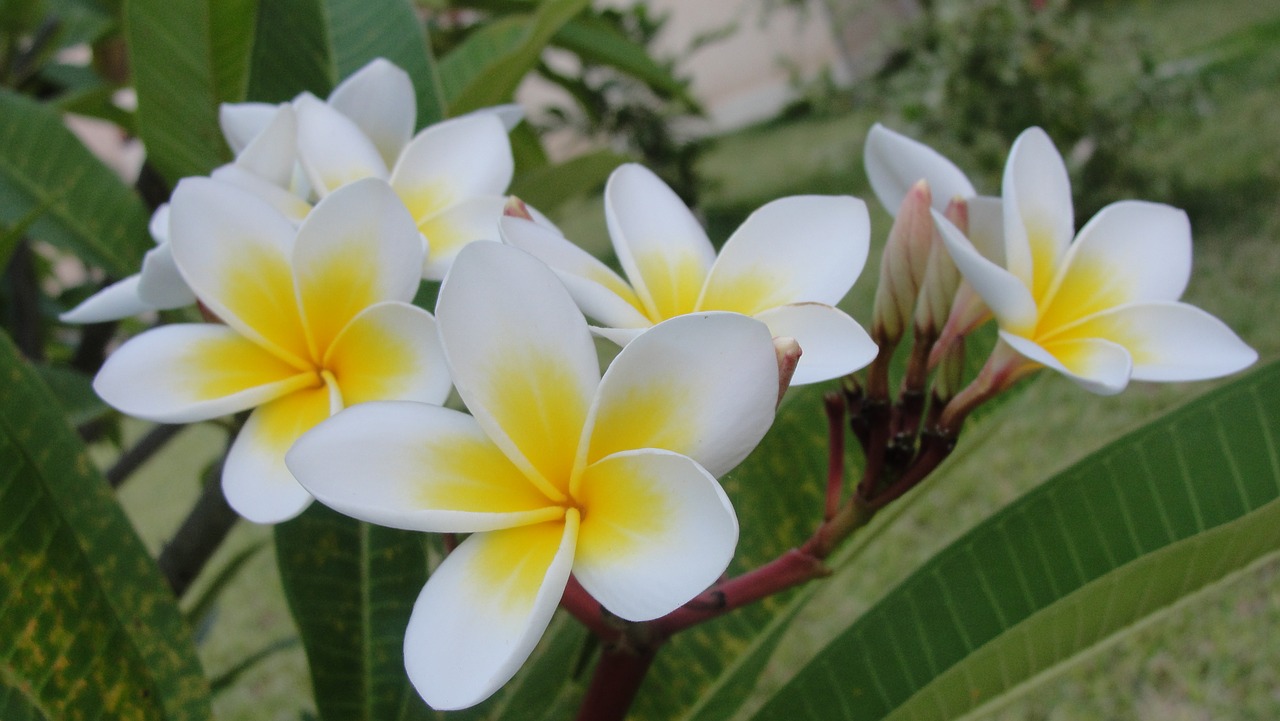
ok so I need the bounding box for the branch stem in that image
[106,423,184,489]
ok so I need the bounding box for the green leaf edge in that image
[0,331,212,720]
[750,360,1280,720]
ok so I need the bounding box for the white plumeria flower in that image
[93,177,450,523]
[935,126,1257,395]
[274,59,523,279]
[500,163,878,385]
[61,106,308,323]
[864,122,1003,247]
[65,58,521,323]
[285,241,780,710]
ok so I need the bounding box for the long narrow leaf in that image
[0,331,211,720]
[749,361,1280,720]
[552,16,690,101]
[0,89,150,276]
[440,0,591,115]
[124,0,240,183]
[246,0,443,126]
[275,503,435,721]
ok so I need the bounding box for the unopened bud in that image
[928,199,994,371]
[773,336,802,407]
[913,196,967,338]
[930,334,966,405]
[871,180,933,347]
[503,196,534,220]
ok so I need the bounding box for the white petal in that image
[1063,302,1256,382]
[934,209,1037,334]
[1002,127,1074,298]
[209,164,312,224]
[93,324,314,423]
[753,303,878,385]
[701,195,870,313]
[405,517,577,710]
[148,204,170,244]
[583,312,776,479]
[390,113,514,221]
[287,402,562,533]
[325,302,451,406]
[590,325,646,347]
[137,243,197,309]
[221,386,332,523]
[499,215,650,329]
[461,103,525,131]
[168,177,312,367]
[1040,201,1191,334]
[605,164,715,320]
[418,195,506,281]
[295,94,389,196]
[328,58,416,168]
[437,242,598,500]
[967,195,1005,265]
[61,275,151,323]
[864,123,976,214]
[1001,331,1132,395]
[234,104,298,189]
[574,449,737,621]
[292,178,423,356]
[219,102,279,155]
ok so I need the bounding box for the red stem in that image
[561,576,623,643]
[573,643,659,721]
[653,548,831,636]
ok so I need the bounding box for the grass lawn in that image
[108,1,1280,718]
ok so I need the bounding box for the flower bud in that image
[929,199,995,370]
[913,197,967,339]
[871,180,933,347]
[503,196,534,221]
[773,336,802,407]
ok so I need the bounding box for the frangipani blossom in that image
[64,58,521,324]
[279,60,522,279]
[286,241,780,709]
[94,177,449,522]
[935,126,1257,394]
[864,123,1005,354]
[500,163,878,385]
[61,105,307,323]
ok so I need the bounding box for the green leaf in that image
[246,0,444,126]
[552,16,690,100]
[0,89,150,276]
[275,503,435,721]
[0,330,212,720]
[747,360,1280,720]
[509,148,630,213]
[439,0,591,115]
[124,0,241,183]
[34,364,110,428]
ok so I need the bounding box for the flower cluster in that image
[83,57,1256,712]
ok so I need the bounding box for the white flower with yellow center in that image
[285,241,780,710]
[64,58,520,323]
[62,104,308,323]
[864,122,1004,259]
[935,126,1257,394]
[500,163,878,385]
[93,177,449,523]
[284,60,521,279]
